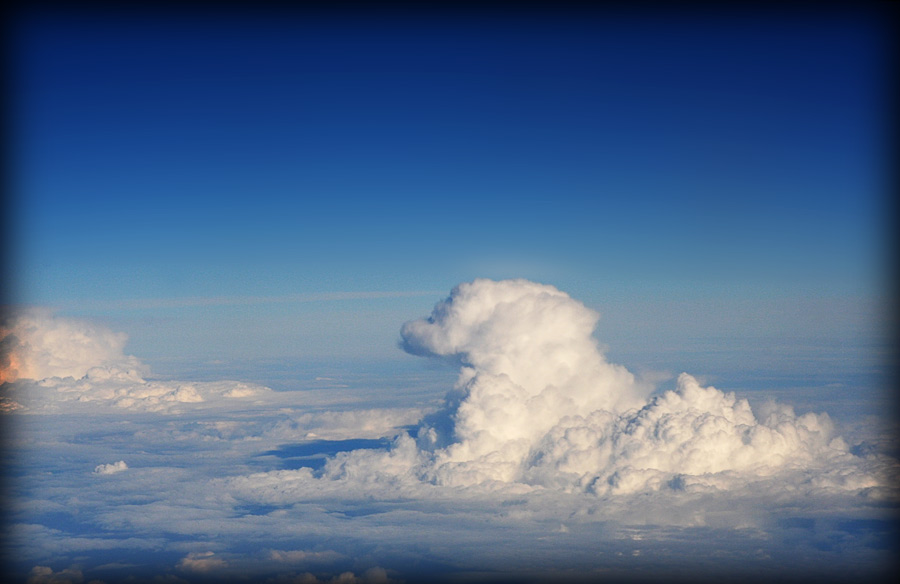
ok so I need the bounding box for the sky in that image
[2,4,897,584]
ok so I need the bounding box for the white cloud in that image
[2,308,146,383]
[393,279,886,493]
[5,280,897,583]
[5,374,274,414]
[519,372,875,495]
[220,281,894,553]
[186,280,892,512]
[8,282,896,504]
[1,309,273,413]
[93,460,128,475]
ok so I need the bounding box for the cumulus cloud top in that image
[401,279,643,411]
[400,279,644,485]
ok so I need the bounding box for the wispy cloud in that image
[54,290,446,312]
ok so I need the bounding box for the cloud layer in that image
[3,281,889,493]
[3,280,896,583]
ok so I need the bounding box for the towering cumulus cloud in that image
[401,279,648,486]
[397,279,880,494]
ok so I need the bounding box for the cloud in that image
[26,565,83,584]
[5,280,897,583]
[268,549,344,564]
[1,308,146,383]
[219,281,894,547]
[267,408,426,441]
[7,374,273,414]
[401,279,649,486]
[1,309,273,413]
[176,551,227,573]
[218,278,896,523]
[93,460,128,475]
[9,280,892,499]
[393,279,882,493]
[523,373,874,495]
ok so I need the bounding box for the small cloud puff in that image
[176,551,227,573]
[93,460,128,475]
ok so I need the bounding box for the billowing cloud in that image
[396,279,883,493]
[521,373,871,495]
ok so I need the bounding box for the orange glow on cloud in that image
[1,351,21,384]
[1,325,22,384]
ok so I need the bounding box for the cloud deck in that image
[1,280,897,583]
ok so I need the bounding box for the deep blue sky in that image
[8,6,891,362]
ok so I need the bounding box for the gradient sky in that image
[4,7,898,584]
[8,5,891,363]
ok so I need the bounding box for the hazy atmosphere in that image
[2,5,897,584]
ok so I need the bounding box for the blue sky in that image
[3,6,898,584]
[12,8,888,319]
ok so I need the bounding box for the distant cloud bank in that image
[1,309,270,413]
[1,307,145,383]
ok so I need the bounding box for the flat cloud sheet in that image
[2,280,897,583]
